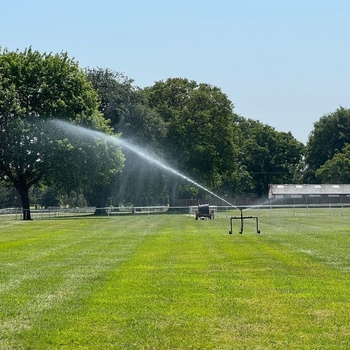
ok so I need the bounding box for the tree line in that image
[0,48,348,219]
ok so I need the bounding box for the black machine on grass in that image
[229,208,260,234]
[195,204,214,220]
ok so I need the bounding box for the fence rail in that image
[2,202,350,220]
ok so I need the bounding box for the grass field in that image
[0,209,349,349]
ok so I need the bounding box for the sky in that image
[2,0,350,144]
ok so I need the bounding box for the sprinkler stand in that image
[229,209,260,234]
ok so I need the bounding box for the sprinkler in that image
[228,208,260,234]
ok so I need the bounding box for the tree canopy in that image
[238,118,305,196]
[305,107,350,182]
[7,47,350,211]
[315,144,350,183]
[86,67,168,206]
[144,78,242,204]
[0,48,124,219]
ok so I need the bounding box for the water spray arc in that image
[117,141,262,233]
[50,120,263,233]
[51,120,239,210]
[117,139,238,209]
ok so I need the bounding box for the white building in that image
[269,184,350,204]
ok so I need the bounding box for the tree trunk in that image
[90,184,111,215]
[18,187,32,220]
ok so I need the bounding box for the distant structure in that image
[269,184,350,205]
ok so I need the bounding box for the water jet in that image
[50,120,240,210]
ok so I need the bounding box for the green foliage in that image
[145,78,241,202]
[4,46,341,210]
[85,68,135,126]
[86,68,168,206]
[0,182,20,208]
[316,144,350,183]
[238,118,304,196]
[306,107,350,182]
[0,47,105,125]
[0,48,124,218]
[86,68,167,145]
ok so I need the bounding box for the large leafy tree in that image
[305,107,350,182]
[86,68,168,206]
[0,48,124,219]
[45,121,125,211]
[238,118,304,196]
[315,144,350,183]
[144,78,241,204]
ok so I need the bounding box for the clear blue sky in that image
[2,0,350,144]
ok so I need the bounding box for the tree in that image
[0,48,124,219]
[144,78,242,204]
[305,107,350,182]
[316,144,350,183]
[46,122,125,211]
[238,118,304,196]
[86,68,168,206]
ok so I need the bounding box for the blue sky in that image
[2,0,350,144]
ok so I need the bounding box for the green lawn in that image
[0,211,349,349]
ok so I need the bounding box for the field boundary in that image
[2,203,350,220]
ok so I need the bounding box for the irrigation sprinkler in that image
[229,208,260,234]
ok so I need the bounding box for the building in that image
[269,184,350,205]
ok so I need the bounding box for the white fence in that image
[0,207,97,220]
[2,203,350,220]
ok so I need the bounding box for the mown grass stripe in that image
[0,213,349,349]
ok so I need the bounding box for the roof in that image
[269,184,350,196]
